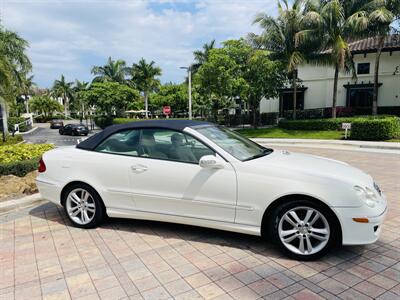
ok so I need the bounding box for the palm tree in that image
[129,58,162,119]
[21,75,35,113]
[91,57,128,83]
[298,0,361,118]
[347,0,395,115]
[0,24,31,137]
[192,40,216,74]
[251,0,307,120]
[73,80,89,122]
[52,75,73,117]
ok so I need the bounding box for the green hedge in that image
[0,157,40,177]
[94,116,114,129]
[279,117,354,130]
[278,115,400,141]
[112,118,139,125]
[351,117,400,140]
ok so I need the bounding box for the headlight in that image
[354,185,379,208]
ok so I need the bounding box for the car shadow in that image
[28,202,369,266]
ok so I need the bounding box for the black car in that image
[59,124,89,136]
[50,119,64,129]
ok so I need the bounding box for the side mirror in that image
[199,155,224,169]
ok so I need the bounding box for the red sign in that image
[163,106,171,115]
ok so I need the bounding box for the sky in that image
[1,0,277,88]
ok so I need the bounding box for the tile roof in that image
[348,35,400,53]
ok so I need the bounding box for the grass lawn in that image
[237,127,345,140]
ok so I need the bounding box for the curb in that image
[17,126,38,135]
[251,138,400,151]
[0,193,46,215]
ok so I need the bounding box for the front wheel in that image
[268,200,340,260]
[63,184,106,228]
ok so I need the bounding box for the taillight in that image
[38,157,46,173]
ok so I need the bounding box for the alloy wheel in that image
[66,188,96,225]
[278,206,330,256]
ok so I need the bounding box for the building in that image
[260,35,400,116]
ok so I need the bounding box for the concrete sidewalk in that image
[252,138,400,154]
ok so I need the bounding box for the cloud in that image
[1,0,276,87]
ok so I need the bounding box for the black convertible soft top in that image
[76,119,213,150]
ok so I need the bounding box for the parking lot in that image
[1,146,399,300]
[22,123,97,147]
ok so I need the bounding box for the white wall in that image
[260,51,400,113]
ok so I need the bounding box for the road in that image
[23,123,98,147]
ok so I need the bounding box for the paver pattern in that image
[1,147,399,300]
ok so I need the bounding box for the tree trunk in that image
[292,69,297,120]
[144,92,149,119]
[373,36,384,116]
[25,94,29,113]
[63,93,69,118]
[252,100,258,129]
[332,63,339,119]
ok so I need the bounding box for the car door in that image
[128,128,237,223]
[92,129,141,210]
[65,124,72,135]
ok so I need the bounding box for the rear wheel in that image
[268,200,339,260]
[63,183,105,228]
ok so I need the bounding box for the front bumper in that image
[333,204,387,245]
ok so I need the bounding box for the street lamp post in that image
[180,66,192,120]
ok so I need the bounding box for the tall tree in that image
[78,82,139,116]
[192,40,216,73]
[0,24,32,120]
[91,57,128,83]
[129,58,162,119]
[347,0,395,115]
[298,0,360,118]
[251,0,307,119]
[20,75,35,113]
[72,80,89,122]
[52,75,73,117]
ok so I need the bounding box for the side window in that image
[139,129,214,163]
[95,129,140,156]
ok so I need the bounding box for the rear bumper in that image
[36,178,62,206]
[334,205,387,245]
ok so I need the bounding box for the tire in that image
[62,183,106,229]
[268,199,340,260]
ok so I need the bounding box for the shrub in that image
[279,115,392,131]
[260,113,279,125]
[350,117,400,141]
[94,116,114,129]
[0,135,23,146]
[0,144,54,164]
[113,118,139,125]
[7,116,29,132]
[0,158,40,177]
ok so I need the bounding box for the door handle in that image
[131,164,148,173]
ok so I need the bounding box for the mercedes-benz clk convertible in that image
[36,120,387,260]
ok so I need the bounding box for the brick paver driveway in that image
[1,147,399,300]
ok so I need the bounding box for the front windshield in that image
[196,126,273,161]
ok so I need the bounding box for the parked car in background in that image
[50,119,64,129]
[59,124,89,136]
[37,120,387,260]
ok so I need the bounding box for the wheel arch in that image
[260,194,342,244]
[60,181,105,213]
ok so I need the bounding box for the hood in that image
[246,149,373,187]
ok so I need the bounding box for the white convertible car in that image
[36,120,387,260]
